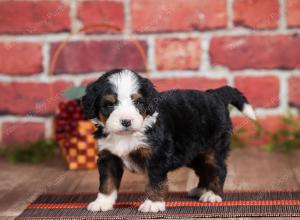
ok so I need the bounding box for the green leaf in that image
[282,140,295,152]
[0,140,57,164]
[282,116,294,126]
[63,86,86,100]
[253,121,266,138]
[235,127,247,134]
[262,143,274,152]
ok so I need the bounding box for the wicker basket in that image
[54,100,97,170]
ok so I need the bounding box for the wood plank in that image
[76,167,192,193]
[287,149,300,188]
[224,147,299,191]
[1,147,300,219]
[0,159,66,217]
[72,170,99,193]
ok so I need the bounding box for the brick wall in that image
[0,0,300,145]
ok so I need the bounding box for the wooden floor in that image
[1,147,300,220]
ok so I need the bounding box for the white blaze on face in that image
[105,70,144,134]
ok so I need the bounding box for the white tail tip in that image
[242,104,256,120]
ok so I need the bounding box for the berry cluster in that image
[54,100,86,142]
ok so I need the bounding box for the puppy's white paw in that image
[188,187,206,197]
[199,190,222,203]
[87,200,113,212]
[138,199,166,213]
[87,191,117,212]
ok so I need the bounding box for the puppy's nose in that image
[121,119,132,128]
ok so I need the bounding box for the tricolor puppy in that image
[81,69,256,213]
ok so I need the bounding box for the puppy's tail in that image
[207,86,256,120]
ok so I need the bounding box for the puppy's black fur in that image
[145,89,241,196]
[82,69,252,209]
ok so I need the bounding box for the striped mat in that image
[16,191,300,219]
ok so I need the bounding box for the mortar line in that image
[279,0,287,31]
[147,36,156,73]
[0,27,300,42]
[41,42,50,81]
[227,0,234,29]
[1,70,300,82]
[199,35,211,73]
[70,0,81,33]
[124,0,131,36]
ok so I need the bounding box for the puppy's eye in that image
[104,101,114,108]
[134,98,144,105]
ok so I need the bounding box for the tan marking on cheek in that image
[99,113,107,124]
[131,93,148,118]
[141,112,148,119]
[103,94,116,103]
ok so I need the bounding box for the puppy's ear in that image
[81,82,99,119]
[140,77,159,115]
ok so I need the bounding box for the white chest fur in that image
[95,112,158,172]
[122,155,144,173]
[97,132,146,157]
[97,133,147,173]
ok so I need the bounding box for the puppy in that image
[81,69,256,213]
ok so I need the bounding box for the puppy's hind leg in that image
[198,157,226,203]
[187,154,207,198]
[188,147,228,203]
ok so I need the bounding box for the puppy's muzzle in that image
[120,119,132,128]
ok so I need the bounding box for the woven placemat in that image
[16,191,300,219]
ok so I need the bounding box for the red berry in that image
[59,102,67,110]
[74,113,82,120]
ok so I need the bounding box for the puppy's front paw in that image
[87,200,113,212]
[87,191,117,212]
[138,199,166,213]
[199,190,222,203]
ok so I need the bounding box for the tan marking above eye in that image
[103,94,116,103]
[131,93,142,101]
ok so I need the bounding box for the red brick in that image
[234,76,279,108]
[233,115,283,133]
[233,0,279,29]
[232,115,284,145]
[287,0,300,28]
[0,81,73,116]
[155,38,201,70]
[77,1,124,33]
[2,122,45,146]
[210,35,300,70]
[153,77,227,92]
[0,42,42,76]
[131,0,227,33]
[51,41,148,74]
[288,76,300,107]
[0,1,70,34]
